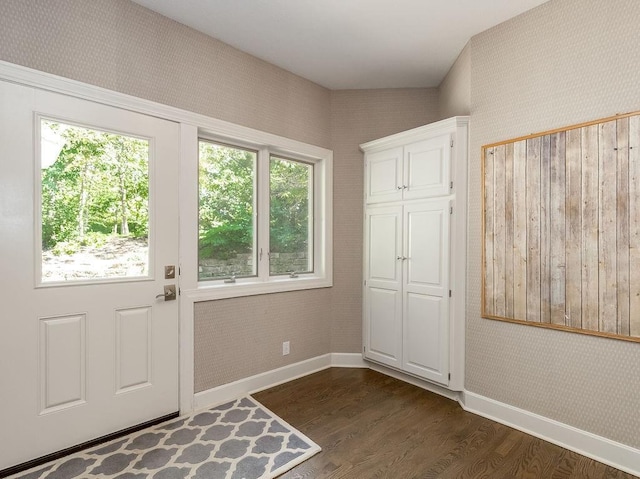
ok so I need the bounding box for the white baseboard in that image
[462,391,640,478]
[194,353,366,410]
[330,352,368,368]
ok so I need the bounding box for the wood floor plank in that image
[253,368,637,479]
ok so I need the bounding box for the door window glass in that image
[40,119,150,283]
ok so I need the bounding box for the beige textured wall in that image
[330,89,440,353]
[0,0,331,148]
[438,42,471,118]
[467,0,640,448]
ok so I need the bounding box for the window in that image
[188,126,332,300]
[269,156,313,276]
[39,118,150,284]
[198,141,257,280]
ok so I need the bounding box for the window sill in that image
[182,275,332,302]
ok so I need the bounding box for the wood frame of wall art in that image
[482,110,640,343]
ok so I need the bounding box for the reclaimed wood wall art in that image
[482,111,640,342]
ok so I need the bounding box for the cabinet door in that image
[365,147,403,204]
[402,199,450,384]
[364,205,403,368]
[403,134,451,200]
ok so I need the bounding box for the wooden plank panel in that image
[540,135,551,323]
[526,137,541,322]
[504,143,515,318]
[493,145,506,317]
[616,117,630,336]
[550,132,566,325]
[629,115,640,337]
[565,128,582,329]
[598,120,617,334]
[484,147,495,316]
[513,140,528,319]
[581,124,599,332]
[482,111,640,342]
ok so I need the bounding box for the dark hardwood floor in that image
[253,368,637,479]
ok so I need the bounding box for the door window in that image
[39,119,150,283]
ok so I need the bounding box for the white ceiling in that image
[131,0,548,90]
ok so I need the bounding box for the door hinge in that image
[179,287,181,296]
[450,139,454,148]
[448,373,451,381]
[364,280,367,286]
[449,290,452,297]
[450,181,453,190]
[450,206,453,215]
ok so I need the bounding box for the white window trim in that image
[180,123,333,302]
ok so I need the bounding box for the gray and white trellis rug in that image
[10,397,321,479]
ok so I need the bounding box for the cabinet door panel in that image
[403,199,450,384]
[405,200,450,297]
[365,287,402,368]
[403,293,448,384]
[366,206,402,289]
[366,147,403,203]
[404,134,451,200]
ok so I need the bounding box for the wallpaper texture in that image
[0,0,331,148]
[438,43,471,119]
[467,0,640,448]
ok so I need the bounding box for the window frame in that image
[268,154,315,277]
[181,123,332,301]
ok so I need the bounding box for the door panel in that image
[403,199,450,384]
[366,147,403,203]
[364,205,402,368]
[404,293,447,383]
[39,314,86,412]
[366,206,402,288]
[366,287,402,368]
[403,134,451,200]
[0,81,180,470]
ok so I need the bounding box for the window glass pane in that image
[40,119,149,282]
[269,156,313,275]
[199,140,257,281]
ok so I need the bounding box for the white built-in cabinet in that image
[360,116,468,391]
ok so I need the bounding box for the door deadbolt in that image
[165,265,176,279]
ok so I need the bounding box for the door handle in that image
[156,284,176,301]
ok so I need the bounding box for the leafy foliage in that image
[41,121,149,251]
[198,144,312,269]
[198,142,256,261]
[269,157,311,254]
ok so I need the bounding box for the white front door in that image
[0,81,180,470]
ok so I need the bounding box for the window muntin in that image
[198,140,257,281]
[39,118,150,283]
[269,156,313,275]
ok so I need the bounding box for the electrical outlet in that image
[282,341,290,356]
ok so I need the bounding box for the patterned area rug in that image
[10,397,320,479]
